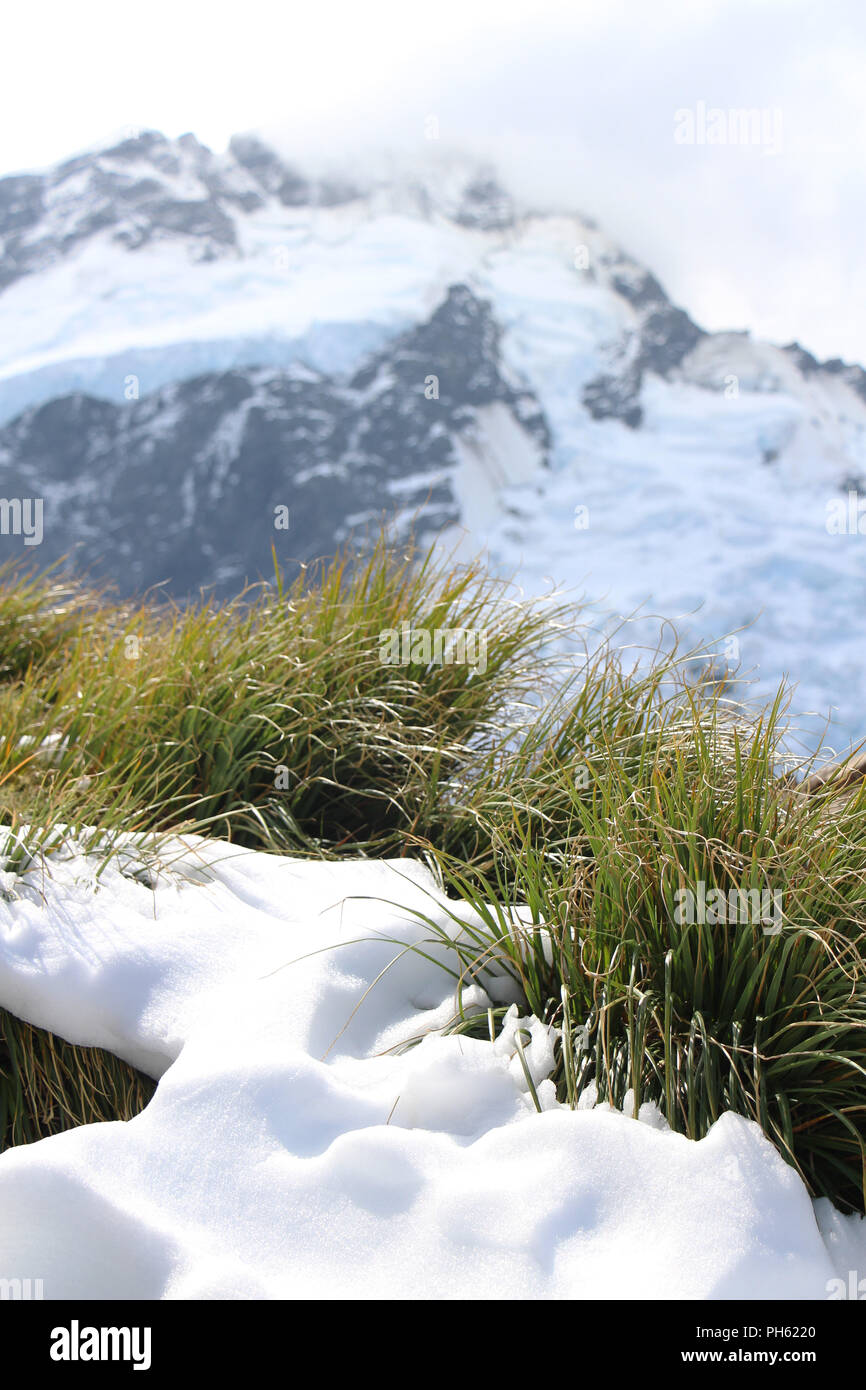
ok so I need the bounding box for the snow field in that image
[1,832,863,1300]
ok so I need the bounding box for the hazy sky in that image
[2,0,864,363]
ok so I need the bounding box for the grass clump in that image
[0,1010,155,1145]
[0,539,561,856]
[418,683,866,1212]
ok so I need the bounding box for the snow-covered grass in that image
[3,834,863,1300]
[2,537,866,1260]
[0,538,563,1148]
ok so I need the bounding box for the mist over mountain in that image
[2,129,866,743]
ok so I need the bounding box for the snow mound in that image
[0,833,862,1299]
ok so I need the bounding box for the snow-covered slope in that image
[0,832,862,1299]
[2,131,866,743]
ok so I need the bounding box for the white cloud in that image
[1,0,864,362]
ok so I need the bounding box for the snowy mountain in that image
[0,285,547,594]
[2,130,866,742]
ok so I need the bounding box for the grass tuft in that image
[415,684,866,1212]
[0,1009,155,1145]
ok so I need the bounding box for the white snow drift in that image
[0,831,864,1300]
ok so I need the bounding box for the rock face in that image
[0,285,548,595]
[0,133,240,292]
[582,262,706,428]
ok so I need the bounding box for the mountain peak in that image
[0,130,523,296]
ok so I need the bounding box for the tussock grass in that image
[415,683,866,1212]
[0,539,562,856]
[0,561,94,684]
[0,1010,155,1145]
[2,540,866,1213]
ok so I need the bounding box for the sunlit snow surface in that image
[3,192,866,749]
[0,834,863,1300]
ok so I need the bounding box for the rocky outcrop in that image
[0,286,548,597]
